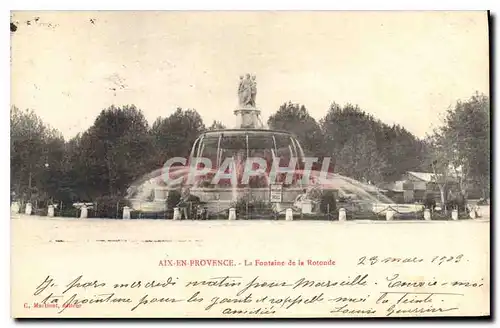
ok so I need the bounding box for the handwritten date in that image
[357,254,465,266]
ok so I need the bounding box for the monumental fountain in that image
[126,75,405,219]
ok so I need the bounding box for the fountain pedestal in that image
[234,107,263,129]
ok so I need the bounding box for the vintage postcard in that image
[10,11,490,318]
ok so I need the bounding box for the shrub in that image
[319,190,337,214]
[166,190,182,211]
[94,195,131,219]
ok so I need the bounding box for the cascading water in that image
[231,158,239,203]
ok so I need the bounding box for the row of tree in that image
[268,102,429,183]
[10,93,490,207]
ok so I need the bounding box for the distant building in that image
[381,171,459,203]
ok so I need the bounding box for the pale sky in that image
[11,11,489,140]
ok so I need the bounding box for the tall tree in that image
[268,102,324,156]
[321,102,428,183]
[424,135,454,210]
[335,129,387,184]
[434,92,490,199]
[150,107,205,167]
[75,105,153,198]
[10,106,65,201]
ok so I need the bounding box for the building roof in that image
[407,171,435,182]
[407,171,459,183]
[381,171,459,193]
[379,181,404,192]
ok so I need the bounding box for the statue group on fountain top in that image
[238,74,257,108]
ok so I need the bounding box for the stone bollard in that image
[11,201,20,214]
[451,209,458,221]
[386,208,395,221]
[80,205,88,219]
[173,207,181,220]
[228,208,236,221]
[475,206,481,218]
[25,202,33,215]
[47,205,55,217]
[285,208,293,221]
[301,200,313,214]
[123,206,131,220]
[338,208,347,221]
[423,209,431,221]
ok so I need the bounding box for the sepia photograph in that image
[10,10,490,318]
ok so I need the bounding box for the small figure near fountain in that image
[423,192,436,211]
[176,187,201,220]
[293,189,308,211]
[292,188,319,214]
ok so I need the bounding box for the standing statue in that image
[250,75,257,107]
[238,75,245,107]
[238,74,256,108]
